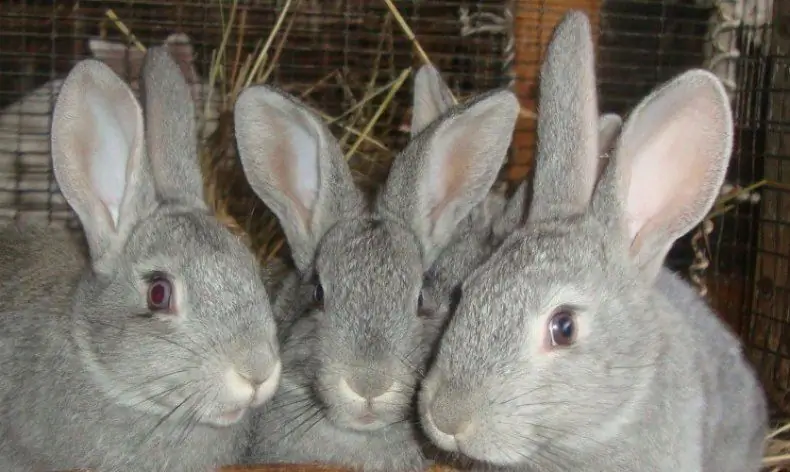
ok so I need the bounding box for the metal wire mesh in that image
[597,0,784,413]
[0,0,512,226]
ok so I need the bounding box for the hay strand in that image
[104,9,146,52]
[345,67,411,160]
[381,0,535,121]
[244,0,297,89]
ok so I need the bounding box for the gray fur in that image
[410,64,457,138]
[234,82,519,471]
[417,63,624,316]
[0,47,281,472]
[418,10,767,472]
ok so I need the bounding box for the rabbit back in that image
[656,269,767,471]
[0,223,85,311]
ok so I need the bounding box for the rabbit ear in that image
[377,89,519,266]
[51,59,154,262]
[140,46,206,208]
[592,70,733,282]
[598,113,622,156]
[411,65,456,138]
[595,113,623,179]
[161,33,204,107]
[492,112,621,240]
[87,38,147,84]
[492,180,529,242]
[234,85,365,272]
[528,11,599,223]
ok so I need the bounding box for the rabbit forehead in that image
[444,217,618,370]
[316,218,423,293]
[123,210,266,309]
[310,219,427,359]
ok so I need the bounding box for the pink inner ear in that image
[268,122,312,227]
[625,106,715,250]
[427,129,472,224]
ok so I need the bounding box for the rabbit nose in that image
[240,359,281,387]
[241,360,282,408]
[428,384,474,438]
[342,373,394,401]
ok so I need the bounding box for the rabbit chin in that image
[420,413,541,468]
[200,407,251,428]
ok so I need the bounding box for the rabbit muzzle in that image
[201,359,282,428]
[317,363,412,432]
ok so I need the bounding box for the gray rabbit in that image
[232,80,519,471]
[418,11,767,472]
[0,46,281,472]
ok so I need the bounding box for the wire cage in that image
[588,0,790,432]
[0,0,512,231]
[0,0,789,470]
[511,0,786,426]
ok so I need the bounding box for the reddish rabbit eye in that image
[548,309,576,347]
[147,277,173,312]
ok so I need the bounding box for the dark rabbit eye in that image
[416,289,431,318]
[147,277,173,313]
[449,285,463,313]
[548,309,576,347]
[313,283,324,304]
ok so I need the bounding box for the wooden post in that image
[506,0,603,185]
[220,464,454,471]
[748,0,790,414]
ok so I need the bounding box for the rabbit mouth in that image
[323,402,405,433]
[200,406,250,428]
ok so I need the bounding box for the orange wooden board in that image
[63,465,455,472]
[507,0,603,185]
[220,466,455,472]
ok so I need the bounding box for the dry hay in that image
[198,0,416,265]
[764,420,790,470]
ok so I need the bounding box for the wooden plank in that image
[748,0,790,413]
[62,464,457,471]
[506,0,602,184]
[220,466,455,472]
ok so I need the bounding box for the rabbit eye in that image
[548,309,576,347]
[449,285,463,313]
[313,283,324,304]
[147,276,173,313]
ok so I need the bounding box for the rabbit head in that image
[51,46,281,428]
[234,83,519,433]
[412,64,624,318]
[418,10,733,469]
